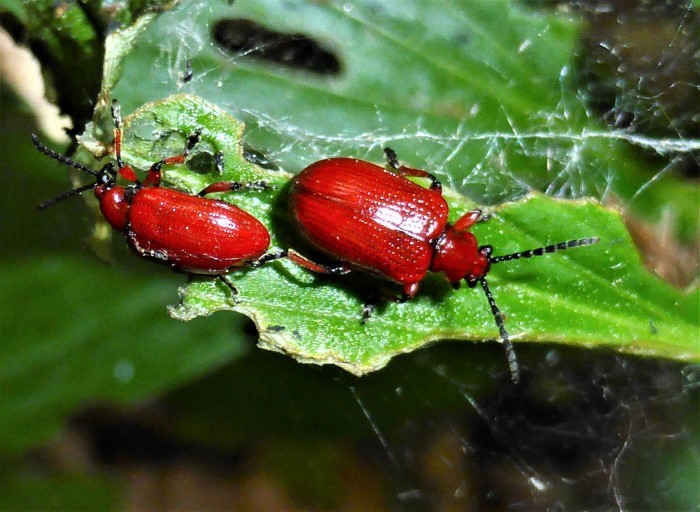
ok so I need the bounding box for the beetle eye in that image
[95,163,117,186]
[479,245,493,256]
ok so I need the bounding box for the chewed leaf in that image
[119,95,699,376]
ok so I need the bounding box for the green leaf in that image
[104,94,698,375]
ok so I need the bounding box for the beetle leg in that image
[141,130,202,187]
[111,99,200,188]
[217,275,240,302]
[286,249,351,275]
[384,147,401,170]
[109,102,142,183]
[383,147,442,190]
[249,250,287,268]
[181,58,193,84]
[400,282,420,301]
[164,130,202,165]
[185,274,239,302]
[361,302,377,324]
[360,283,416,324]
[111,100,125,170]
[200,150,270,195]
[214,152,225,173]
[452,209,487,232]
[198,180,271,197]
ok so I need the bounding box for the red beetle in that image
[288,149,599,382]
[33,100,283,294]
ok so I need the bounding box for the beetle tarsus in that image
[383,147,442,190]
[251,250,287,268]
[218,275,240,302]
[214,152,225,173]
[286,249,351,275]
[478,211,492,223]
[384,147,400,169]
[397,293,411,303]
[198,180,272,197]
[361,303,376,324]
[111,100,122,130]
[183,130,202,155]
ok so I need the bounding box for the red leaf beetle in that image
[287,149,599,383]
[32,100,284,295]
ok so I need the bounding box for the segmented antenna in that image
[480,278,519,384]
[32,135,98,176]
[37,183,97,210]
[481,236,599,382]
[490,237,599,264]
[32,134,109,209]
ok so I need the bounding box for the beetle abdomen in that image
[290,158,449,284]
[127,187,270,272]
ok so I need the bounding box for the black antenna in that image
[32,134,110,209]
[32,135,99,176]
[37,183,98,210]
[480,278,519,384]
[482,236,599,383]
[490,237,599,264]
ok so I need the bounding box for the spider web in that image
[109,0,699,509]
[144,0,700,216]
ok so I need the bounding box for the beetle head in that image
[430,223,490,284]
[92,163,118,198]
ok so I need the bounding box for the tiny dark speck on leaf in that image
[267,325,285,332]
[452,31,470,46]
[648,319,658,335]
[181,59,193,83]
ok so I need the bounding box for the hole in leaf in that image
[187,151,218,175]
[212,18,342,76]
